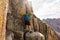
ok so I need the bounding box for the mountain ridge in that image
[43,18,60,40]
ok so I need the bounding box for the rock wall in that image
[0,0,8,40]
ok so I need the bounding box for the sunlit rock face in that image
[0,0,8,40]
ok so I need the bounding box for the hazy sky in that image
[28,0,60,20]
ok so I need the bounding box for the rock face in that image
[1,0,58,40]
[0,0,8,40]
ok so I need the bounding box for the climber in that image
[24,13,32,31]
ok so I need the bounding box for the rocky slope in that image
[43,18,60,40]
[5,0,58,40]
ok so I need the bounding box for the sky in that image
[28,0,60,20]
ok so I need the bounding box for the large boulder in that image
[25,32,45,40]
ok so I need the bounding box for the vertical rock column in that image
[33,17,40,31]
[0,0,8,40]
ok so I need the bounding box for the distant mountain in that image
[43,18,60,40]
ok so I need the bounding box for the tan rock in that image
[25,32,45,40]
